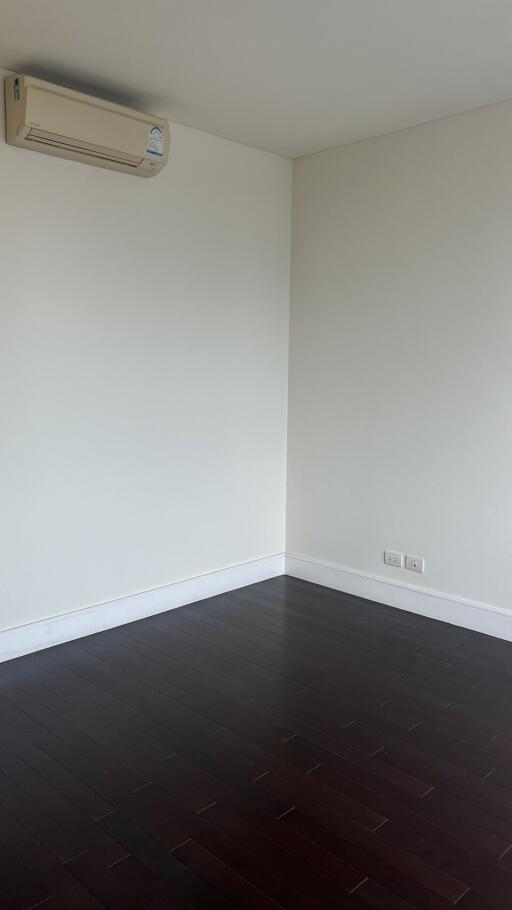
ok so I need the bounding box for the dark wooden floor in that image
[1,577,512,908]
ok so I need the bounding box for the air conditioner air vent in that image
[25,128,143,167]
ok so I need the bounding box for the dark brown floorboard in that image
[0,575,511,908]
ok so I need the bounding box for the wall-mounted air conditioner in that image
[4,75,170,177]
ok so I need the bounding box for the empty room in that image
[2,2,512,907]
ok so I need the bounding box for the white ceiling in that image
[2,0,512,158]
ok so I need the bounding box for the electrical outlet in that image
[384,549,403,568]
[405,554,425,573]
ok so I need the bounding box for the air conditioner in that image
[4,75,170,177]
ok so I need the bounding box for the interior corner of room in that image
[2,60,512,654]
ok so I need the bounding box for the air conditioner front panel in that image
[25,86,154,157]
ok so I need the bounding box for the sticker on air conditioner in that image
[146,126,164,158]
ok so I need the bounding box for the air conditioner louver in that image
[25,129,144,167]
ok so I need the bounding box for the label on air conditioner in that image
[146,126,165,158]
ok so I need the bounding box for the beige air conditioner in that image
[4,75,170,177]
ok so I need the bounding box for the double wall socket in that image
[384,549,403,568]
[384,550,425,573]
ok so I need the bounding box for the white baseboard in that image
[285,553,512,642]
[0,552,285,663]
[4,549,510,662]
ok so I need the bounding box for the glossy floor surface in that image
[0,575,512,909]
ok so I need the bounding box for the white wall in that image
[0,68,291,632]
[288,100,512,612]
[5,65,512,643]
